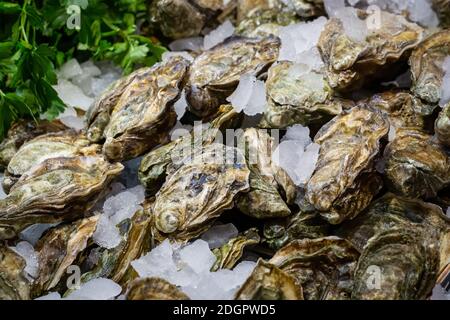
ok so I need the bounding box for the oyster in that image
[32,216,99,296]
[0,245,31,300]
[235,259,303,300]
[186,37,280,118]
[0,119,67,170]
[305,106,389,224]
[0,156,123,240]
[236,8,298,38]
[383,128,450,199]
[149,0,230,40]
[151,143,250,242]
[236,128,294,219]
[211,228,260,271]
[318,10,424,91]
[432,0,450,27]
[2,131,99,193]
[126,277,189,300]
[435,102,450,147]
[260,61,353,129]
[269,237,360,300]
[86,56,190,161]
[410,30,450,105]
[139,105,241,194]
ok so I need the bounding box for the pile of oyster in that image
[1,0,450,300]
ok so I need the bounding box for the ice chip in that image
[65,278,122,300]
[92,214,122,249]
[179,239,216,274]
[174,90,188,120]
[35,292,62,300]
[203,20,235,50]
[169,37,204,51]
[58,59,83,80]
[227,74,267,115]
[80,60,102,77]
[9,241,39,279]
[53,79,94,111]
[201,223,239,249]
[19,223,58,245]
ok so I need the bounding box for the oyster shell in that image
[236,8,298,38]
[318,10,424,91]
[151,143,250,242]
[186,36,280,118]
[2,131,99,193]
[410,30,450,105]
[435,102,450,147]
[383,128,450,199]
[235,259,303,300]
[0,156,123,240]
[32,216,99,296]
[211,228,260,271]
[261,61,353,129]
[269,237,360,300]
[0,119,67,170]
[0,245,31,300]
[236,128,294,219]
[432,0,450,27]
[126,277,190,300]
[305,106,389,224]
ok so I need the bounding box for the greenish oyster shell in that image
[383,128,450,199]
[186,36,280,118]
[353,228,441,300]
[0,119,68,171]
[236,128,294,219]
[151,143,250,242]
[126,277,190,300]
[305,106,389,225]
[139,105,241,195]
[359,90,435,130]
[260,61,353,129]
[0,245,31,300]
[101,56,190,162]
[2,131,100,194]
[433,0,450,27]
[211,228,260,271]
[235,259,304,300]
[0,156,123,240]
[435,102,450,147]
[318,10,424,92]
[410,30,450,105]
[336,194,450,274]
[149,0,227,40]
[32,216,99,297]
[263,212,331,250]
[269,237,360,300]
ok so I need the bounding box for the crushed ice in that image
[9,241,39,280]
[226,74,267,116]
[203,20,235,50]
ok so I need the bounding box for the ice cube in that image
[0,174,6,200]
[335,7,368,43]
[65,278,122,300]
[92,214,122,249]
[203,20,235,50]
[58,59,83,80]
[201,223,239,249]
[9,241,39,279]
[35,292,62,300]
[53,79,94,111]
[179,239,216,274]
[131,239,178,278]
[226,74,267,115]
[19,223,58,245]
[80,60,102,77]
[174,90,188,120]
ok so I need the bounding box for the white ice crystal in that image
[201,223,239,249]
[203,20,235,50]
[226,74,267,116]
[10,241,39,279]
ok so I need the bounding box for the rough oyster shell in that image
[318,10,424,91]
[2,131,99,193]
[151,143,250,242]
[410,30,450,105]
[236,8,298,38]
[305,106,389,224]
[0,119,67,170]
[269,237,360,300]
[383,128,450,199]
[261,61,353,129]
[435,102,450,147]
[0,245,31,300]
[432,0,450,27]
[235,259,303,300]
[186,36,280,118]
[126,277,190,300]
[0,156,123,240]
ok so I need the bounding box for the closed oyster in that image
[305,106,389,224]
[383,128,450,199]
[139,105,241,194]
[211,228,260,271]
[0,245,31,300]
[236,8,298,37]
[235,259,303,300]
[126,277,189,300]
[152,143,250,242]
[269,237,360,300]
[2,131,99,193]
[432,0,450,26]
[263,212,330,250]
[410,30,450,104]
[101,56,190,161]
[32,216,99,296]
[260,61,353,129]
[318,10,424,91]
[236,128,293,219]
[149,0,230,40]
[0,119,67,170]
[186,37,280,118]
[0,156,123,240]
[435,103,450,147]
